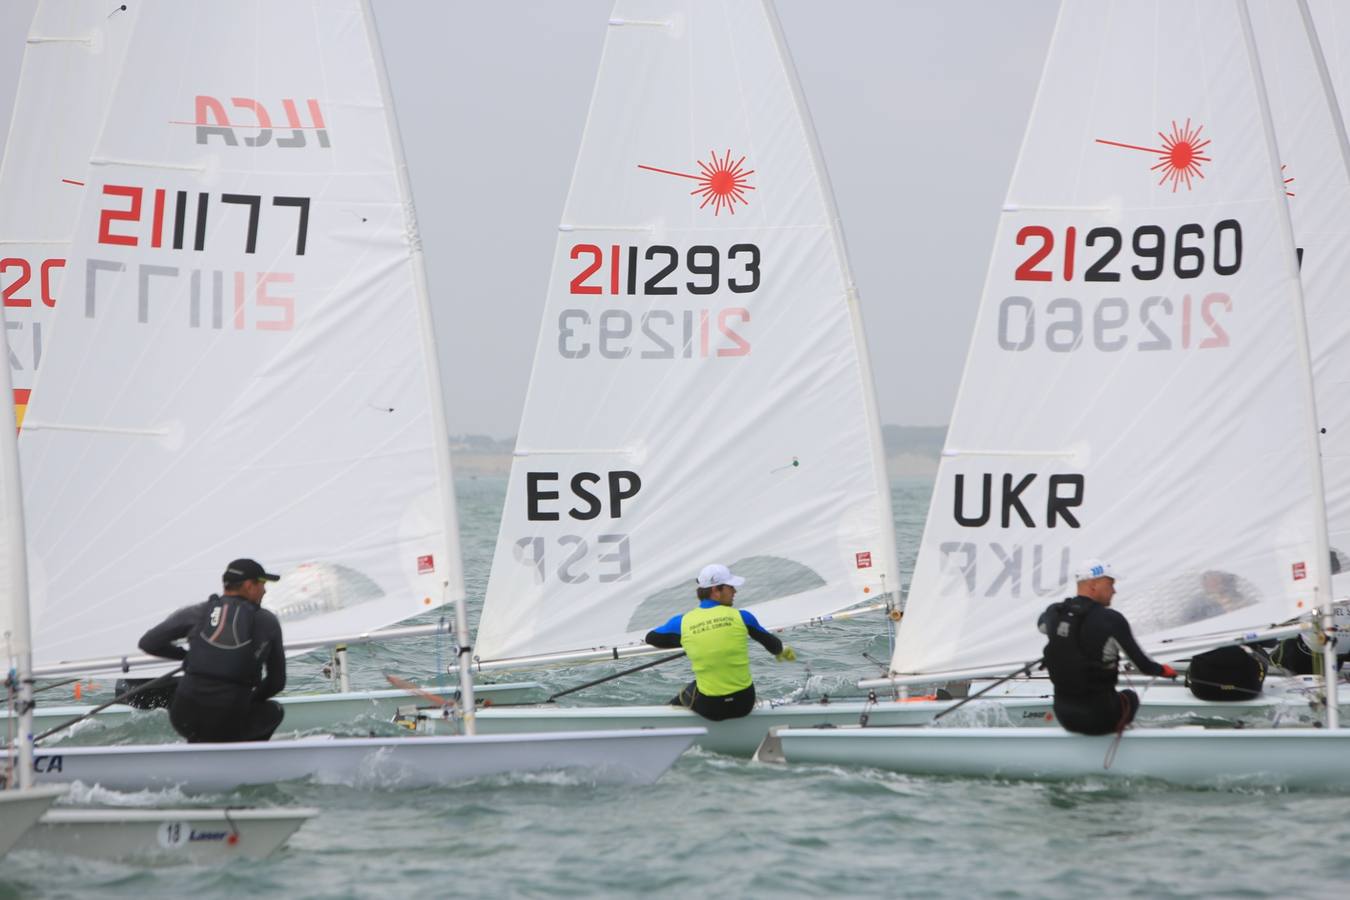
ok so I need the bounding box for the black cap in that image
[223,558,280,583]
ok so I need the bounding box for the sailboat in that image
[0,0,106,859]
[764,0,1350,787]
[359,0,1075,757]
[14,0,701,792]
[0,0,317,861]
[0,0,541,744]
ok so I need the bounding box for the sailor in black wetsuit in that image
[1038,559,1177,735]
[139,558,287,743]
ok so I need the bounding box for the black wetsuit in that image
[1038,596,1166,735]
[139,595,286,743]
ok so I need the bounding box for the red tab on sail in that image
[1292,561,1307,581]
[855,552,872,569]
[13,388,29,431]
[417,554,435,575]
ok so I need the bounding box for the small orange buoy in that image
[73,683,82,700]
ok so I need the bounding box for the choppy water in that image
[5,477,1350,899]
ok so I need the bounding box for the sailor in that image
[1038,559,1176,735]
[644,563,797,721]
[139,558,287,743]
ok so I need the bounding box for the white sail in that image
[475,0,897,664]
[1299,0,1350,587]
[0,0,137,429]
[891,0,1328,679]
[19,0,466,671]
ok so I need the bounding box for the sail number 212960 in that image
[1012,220,1241,282]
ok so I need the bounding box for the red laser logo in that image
[638,150,755,215]
[1096,119,1211,192]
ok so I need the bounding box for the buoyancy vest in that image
[681,604,752,697]
[1041,596,1115,696]
[185,594,260,686]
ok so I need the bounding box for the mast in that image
[0,299,35,788]
[358,0,474,731]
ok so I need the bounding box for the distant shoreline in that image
[451,425,945,478]
[453,452,938,478]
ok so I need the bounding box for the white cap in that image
[697,563,746,588]
[1073,559,1120,582]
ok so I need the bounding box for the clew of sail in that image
[18,0,465,672]
[889,0,1329,680]
[475,0,897,664]
[0,0,138,430]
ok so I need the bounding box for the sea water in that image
[3,477,1349,899]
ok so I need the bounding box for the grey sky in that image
[0,0,1059,437]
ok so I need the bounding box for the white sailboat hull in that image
[976,674,1341,726]
[402,674,1341,756]
[769,726,1350,788]
[0,786,66,855]
[28,728,703,792]
[19,681,550,739]
[14,807,316,862]
[423,700,1054,757]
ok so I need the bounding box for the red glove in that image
[1160,664,1178,679]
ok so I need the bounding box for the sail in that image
[1299,0,1350,587]
[891,0,1328,678]
[476,0,897,663]
[19,0,465,671]
[0,0,137,429]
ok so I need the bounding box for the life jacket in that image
[1040,596,1115,696]
[185,594,260,686]
[681,604,752,697]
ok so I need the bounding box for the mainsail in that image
[0,0,137,429]
[890,0,1329,679]
[476,0,897,664]
[19,0,465,671]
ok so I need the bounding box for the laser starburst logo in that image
[638,150,755,215]
[1096,119,1212,192]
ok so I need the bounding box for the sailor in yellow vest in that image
[644,564,797,720]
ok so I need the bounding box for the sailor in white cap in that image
[644,564,798,720]
[1037,558,1176,735]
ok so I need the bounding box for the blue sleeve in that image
[739,609,784,655]
[650,613,683,635]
